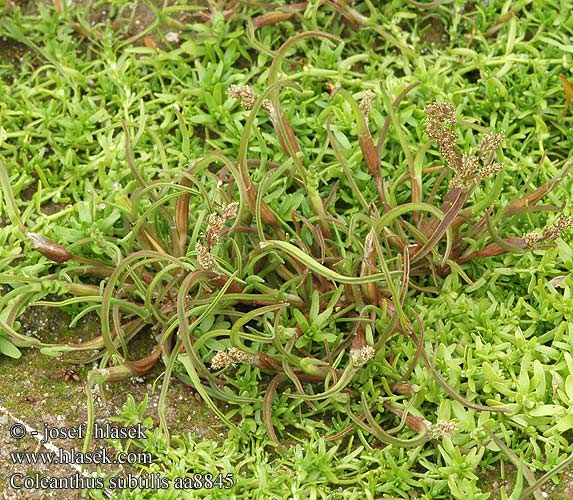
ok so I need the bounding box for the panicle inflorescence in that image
[205,214,225,247]
[227,84,257,108]
[222,202,238,219]
[425,101,456,126]
[210,350,235,370]
[350,345,376,365]
[360,90,374,125]
[524,215,573,248]
[210,347,258,370]
[424,101,505,189]
[227,347,257,365]
[196,242,217,270]
[459,153,479,180]
[196,202,239,270]
[431,420,457,438]
[261,99,274,116]
[227,84,274,116]
[475,162,503,181]
[542,215,573,240]
[424,102,462,173]
[523,232,541,248]
[479,131,505,157]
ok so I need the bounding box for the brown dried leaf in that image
[174,178,192,257]
[143,35,157,49]
[127,346,162,375]
[253,2,307,26]
[257,352,284,371]
[484,11,513,38]
[359,129,380,179]
[474,237,528,258]
[140,229,167,254]
[421,188,463,237]
[361,229,379,305]
[412,188,468,263]
[390,382,419,395]
[383,402,431,433]
[504,162,572,214]
[254,11,296,27]
[561,74,573,115]
[549,275,566,288]
[27,232,73,263]
[276,108,301,156]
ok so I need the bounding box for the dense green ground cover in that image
[1,1,573,498]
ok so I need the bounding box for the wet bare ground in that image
[0,307,225,500]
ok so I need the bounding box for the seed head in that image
[440,141,463,172]
[228,84,257,109]
[542,215,573,241]
[431,420,457,438]
[479,131,505,158]
[424,101,456,125]
[350,345,376,365]
[523,216,573,248]
[196,242,216,270]
[461,153,479,177]
[450,154,479,188]
[425,101,505,188]
[261,99,274,115]
[205,214,225,247]
[476,162,503,181]
[211,350,234,370]
[523,232,541,248]
[227,347,258,365]
[221,202,238,220]
[360,90,374,124]
[425,102,463,172]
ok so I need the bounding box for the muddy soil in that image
[0,307,224,500]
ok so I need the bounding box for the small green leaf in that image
[532,360,547,399]
[292,308,309,330]
[483,362,503,384]
[78,200,91,223]
[310,290,320,319]
[0,336,21,358]
[510,414,529,427]
[565,374,573,403]
[529,404,563,417]
[557,413,573,432]
[518,362,530,394]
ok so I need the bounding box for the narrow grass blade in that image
[411,188,468,264]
